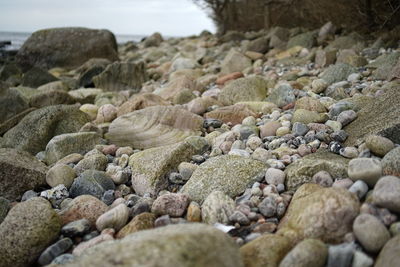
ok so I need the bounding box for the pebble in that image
[292,122,309,136]
[40,184,69,208]
[73,229,115,256]
[260,121,281,138]
[96,203,130,231]
[61,219,91,237]
[332,178,354,189]
[326,243,355,267]
[265,168,285,185]
[312,171,333,187]
[258,195,277,218]
[311,79,328,93]
[51,254,75,265]
[351,250,373,267]
[348,158,382,187]
[365,135,395,157]
[69,170,115,199]
[101,190,115,205]
[228,149,251,157]
[246,136,263,150]
[229,210,250,225]
[151,193,190,217]
[340,147,359,158]
[326,120,342,131]
[46,164,76,188]
[21,190,38,201]
[38,238,73,266]
[276,126,290,136]
[381,147,400,176]
[115,147,134,157]
[348,180,369,199]
[118,154,129,168]
[331,130,348,142]
[389,222,400,236]
[169,172,186,184]
[337,110,357,126]
[178,162,197,180]
[353,213,390,253]
[372,176,400,213]
[186,201,201,222]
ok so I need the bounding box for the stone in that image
[128,138,208,196]
[285,149,349,191]
[372,176,400,213]
[311,170,333,187]
[287,31,316,49]
[0,197,10,224]
[365,135,395,157]
[187,201,202,222]
[320,63,357,85]
[20,67,59,87]
[73,228,115,256]
[180,155,267,203]
[260,121,282,138]
[28,90,75,108]
[381,147,400,176]
[218,76,268,106]
[348,158,382,187]
[1,105,89,154]
[267,84,295,108]
[46,164,76,188]
[143,32,163,47]
[61,219,91,237]
[59,195,108,226]
[353,213,390,253]
[278,184,360,243]
[40,184,69,208]
[151,193,190,217]
[351,251,373,267]
[279,239,328,267]
[240,233,293,267]
[93,62,148,92]
[0,197,61,267]
[107,105,203,150]
[116,212,156,239]
[337,110,357,127]
[326,243,356,267]
[117,93,170,116]
[375,235,400,267]
[0,148,48,201]
[74,153,108,175]
[38,238,73,266]
[315,49,337,68]
[170,57,199,72]
[295,97,327,113]
[246,36,269,53]
[68,88,103,104]
[95,104,117,123]
[292,109,327,124]
[77,58,111,88]
[348,180,368,199]
[201,191,235,225]
[44,132,104,164]
[221,49,252,75]
[70,170,115,199]
[61,224,244,267]
[258,195,278,217]
[178,162,197,180]
[265,168,285,185]
[0,87,30,128]
[96,203,130,231]
[16,27,118,70]
[205,104,258,126]
[368,52,400,80]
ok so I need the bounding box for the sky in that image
[0,0,215,36]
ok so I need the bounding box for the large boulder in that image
[218,76,268,106]
[277,184,360,243]
[61,223,243,267]
[180,155,267,203]
[16,27,118,71]
[106,105,203,150]
[93,62,148,92]
[1,105,90,154]
[285,149,349,191]
[0,197,61,267]
[0,148,48,201]
[129,137,209,196]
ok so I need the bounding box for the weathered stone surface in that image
[46,164,76,188]
[45,132,105,164]
[267,84,295,108]
[240,233,293,267]
[151,193,190,217]
[61,224,244,267]
[29,90,75,108]
[107,105,203,150]
[93,62,148,92]
[154,75,201,101]
[69,170,115,199]
[279,239,328,267]
[320,63,357,85]
[0,87,29,124]
[353,214,390,253]
[0,148,48,201]
[130,137,209,196]
[204,104,258,126]
[116,212,156,239]
[221,49,252,75]
[201,191,235,225]
[1,105,89,154]
[287,31,316,49]
[180,155,267,203]
[21,67,59,87]
[117,93,170,116]
[278,184,360,243]
[218,76,268,106]
[0,198,61,267]
[285,149,349,191]
[381,147,400,177]
[368,52,400,80]
[16,27,118,70]
[375,235,400,267]
[365,135,395,157]
[372,176,400,213]
[96,203,130,232]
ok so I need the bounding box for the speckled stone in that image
[348,158,382,187]
[381,147,400,177]
[279,239,328,267]
[151,193,190,217]
[365,135,395,157]
[116,212,156,239]
[201,191,235,225]
[372,176,400,213]
[46,164,76,188]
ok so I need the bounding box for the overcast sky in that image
[0,0,215,36]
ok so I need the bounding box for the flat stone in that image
[61,219,91,237]
[38,238,73,266]
[96,203,130,231]
[320,63,357,85]
[73,153,108,175]
[292,109,327,124]
[205,104,258,126]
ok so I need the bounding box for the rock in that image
[337,110,357,127]
[295,97,327,113]
[353,213,390,253]
[246,36,269,53]
[351,251,373,267]
[260,121,282,138]
[0,197,61,267]
[116,212,155,239]
[38,238,73,266]
[61,224,244,267]
[285,149,349,191]
[0,148,48,201]
[0,197,10,224]
[0,87,29,124]
[46,164,76,188]
[221,49,252,75]
[70,170,115,199]
[287,31,316,49]
[44,132,105,164]
[129,138,208,196]
[218,76,268,106]
[326,243,356,267]
[178,162,197,180]
[344,83,400,146]
[151,193,190,217]
[59,195,108,226]
[375,235,400,267]
[29,90,75,108]
[201,191,235,224]
[1,105,89,154]
[292,109,327,124]
[16,27,118,70]
[117,93,170,116]
[61,219,91,237]
[170,57,199,72]
[181,155,267,203]
[205,104,258,126]
[143,32,163,47]
[155,75,200,101]
[258,195,278,217]
[68,88,103,104]
[74,153,108,175]
[187,201,202,222]
[368,52,400,80]
[381,147,400,176]
[96,203,130,231]
[267,84,295,108]
[21,67,59,87]
[315,49,337,68]
[348,158,382,187]
[240,233,293,267]
[279,239,328,267]
[40,184,69,207]
[365,135,395,157]
[348,180,368,199]
[93,62,148,92]
[372,176,400,213]
[278,184,359,243]
[95,104,117,123]
[311,170,333,187]
[311,78,328,93]
[107,105,203,150]
[265,168,285,185]
[320,63,357,85]
[77,58,111,88]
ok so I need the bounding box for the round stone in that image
[276,126,290,137]
[258,195,277,218]
[96,203,130,232]
[312,171,333,187]
[46,164,76,188]
[279,239,328,267]
[365,135,394,157]
[353,213,390,253]
[265,168,285,185]
[348,180,368,199]
[339,147,358,159]
[372,176,400,213]
[69,170,115,199]
[336,110,357,126]
[311,79,328,93]
[348,158,382,187]
[292,122,309,136]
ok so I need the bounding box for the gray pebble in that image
[326,243,356,267]
[258,196,277,218]
[40,184,69,208]
[61,219,91,237]
[38,238,73,266]
[229,211,250,225]
[348,158,382,187]
[21,190,38,201]
[351,250,373,267]
[51,254,75,265]
[101,190,115,205]
[348,180,368,199]
[292,122,309,136]
[337,110,357,126]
